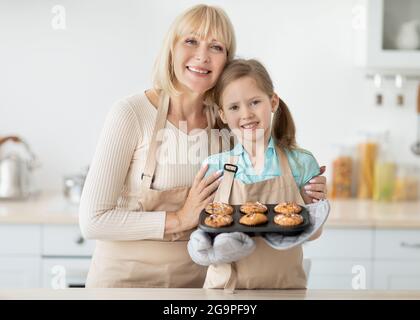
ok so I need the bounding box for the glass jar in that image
[373,162,396,201]
[393,164,419,201]
[357,133,378,199]
[331,144,353,199]
[373,132,396,201]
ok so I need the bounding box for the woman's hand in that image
[176,164,223,231]
[301,166,327,204]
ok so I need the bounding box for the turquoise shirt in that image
[203,137,320,188]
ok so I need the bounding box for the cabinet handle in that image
[75,235,85,245]
[400,242,420,249]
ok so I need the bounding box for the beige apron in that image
[86,94,221,288]
[204,145,307,290]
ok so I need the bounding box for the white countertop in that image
[2,288,420,300]
[0,192,78,224]
[1,191,420,228]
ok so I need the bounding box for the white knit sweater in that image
[79,93,229,241]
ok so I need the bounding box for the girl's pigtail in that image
[272,97,297,150]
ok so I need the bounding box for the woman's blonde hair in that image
[152,4,236,100]
[213,59,298,150]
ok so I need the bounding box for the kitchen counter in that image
[1,288,420,300]
[1,191,420,228]
[0,192,78,224]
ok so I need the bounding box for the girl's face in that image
[172,34,227,95]
[219,76,279,145]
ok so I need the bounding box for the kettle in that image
[0,136,39,199]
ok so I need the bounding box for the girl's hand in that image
[303,166,327,203]
[177,164,223,230]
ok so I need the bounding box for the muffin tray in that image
[198,204,311,236]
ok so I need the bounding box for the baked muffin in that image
[239,212,268,226]
[274,213,303,227]
[205,202,234,215]
[240,201,268,214]
[274,202,302,215]
[204,214,233,228]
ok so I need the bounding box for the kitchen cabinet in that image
[354,0,420,70]
[42,225,95,257]
[41,225,94,288]
[0,257,41,288]
[307,259,373,290]
[303,228,374,289]
[0,224,94,288]
[373,229,420,290]
[0,225,41,288]
[1,194,420,290]
[0,225,41,255]
[42,258,91,288]
[305,227,420,290]
[373,260,420,290]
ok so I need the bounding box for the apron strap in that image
[141,94,170,189]
[214,155,238,203]
[206,105,222,156]
[224,262,238,293]
[275,144,305,204]
[276,145,294,178]
[141,95,214,189]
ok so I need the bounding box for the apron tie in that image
[215,156,239,293]
[224,262,238,294]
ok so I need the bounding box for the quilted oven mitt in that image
[187,229,256,266]
[262,199,331,250]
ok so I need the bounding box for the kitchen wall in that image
[1,0,419,192]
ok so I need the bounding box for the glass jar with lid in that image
[331,144,354,199]
[357,132,379,199]
[373,131,396,201]
[393,164,419,201]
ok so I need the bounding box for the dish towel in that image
[187,200,330,265]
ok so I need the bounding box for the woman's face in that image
[172,34,227,95]
[219,76,279,145]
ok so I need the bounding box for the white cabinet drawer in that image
[374,230,420,260]
[308,259,373,290]
[373,260,420,290]
[42,257,91,288]
[0,225,41,255]
[303,228,373,259]
[0,256,41,288]
[42,225,95,256]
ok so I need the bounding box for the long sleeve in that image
[78,99,166,241]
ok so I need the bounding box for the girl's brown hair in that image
[212,59,298,150]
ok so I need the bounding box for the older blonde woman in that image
[79,4,327,288]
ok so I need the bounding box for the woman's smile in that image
[186,65,211,76]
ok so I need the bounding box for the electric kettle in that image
[0,136,39,199]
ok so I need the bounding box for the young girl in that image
[201,59,323,289]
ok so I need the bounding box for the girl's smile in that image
[219,76,279,145]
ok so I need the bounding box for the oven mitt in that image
[262,199,330,251]
[188,229,256,266]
